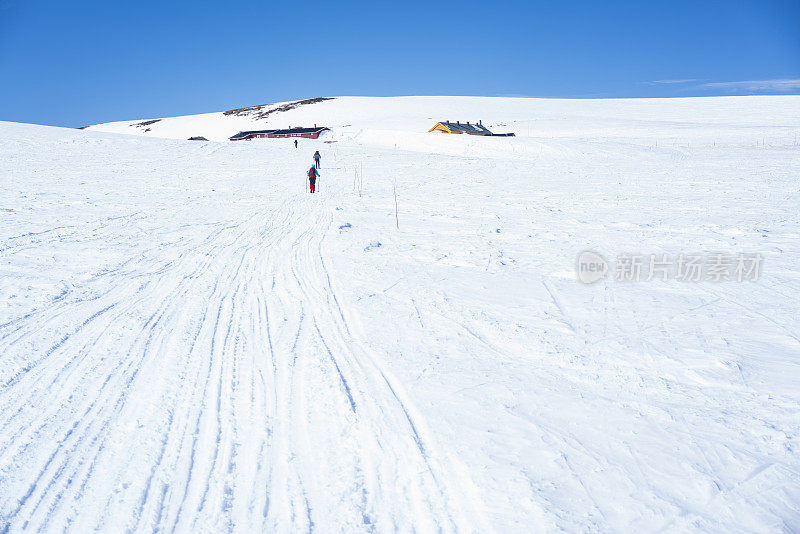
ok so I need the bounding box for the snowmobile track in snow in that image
[0,191,477,532]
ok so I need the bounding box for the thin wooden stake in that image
[393,181,399,229]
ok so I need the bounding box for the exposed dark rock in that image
[223,97,334,120]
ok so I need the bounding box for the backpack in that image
[308,167,316,179]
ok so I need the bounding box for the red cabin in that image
[230,126,330,141]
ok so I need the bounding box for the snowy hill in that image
[2,95,800,532]
[85,94,800,147]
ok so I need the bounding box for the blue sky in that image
[0,0,798,127]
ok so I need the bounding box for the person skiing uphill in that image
[313,150,321,169]
[307,165,320,193]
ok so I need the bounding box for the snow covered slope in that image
[2,95,800,532]
[85,94,800,146]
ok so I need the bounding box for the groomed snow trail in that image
[0,125,479,532]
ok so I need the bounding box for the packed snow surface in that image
[2,96,800,532]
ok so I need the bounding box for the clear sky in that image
[0,0,798,128]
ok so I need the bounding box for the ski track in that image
[0,183,474,532]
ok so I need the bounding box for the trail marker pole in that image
[393,180,399,229]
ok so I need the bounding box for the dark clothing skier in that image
[307,165,319,193]
[294,139,298,148]
[313,151,321,169]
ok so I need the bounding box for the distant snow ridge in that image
[223,97,335,120]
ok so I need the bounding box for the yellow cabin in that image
[429,120,493,135]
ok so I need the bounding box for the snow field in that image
[2,95,800,532]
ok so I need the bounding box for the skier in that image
[307,165,320,193]
[294,139,298,148]
[313,150,321,169]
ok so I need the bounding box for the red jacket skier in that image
[307,165,319,193]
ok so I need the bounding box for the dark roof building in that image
[429,120,514,137]
[430,120,493,135]
[229,130,272,141]
[229,126,330,141]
